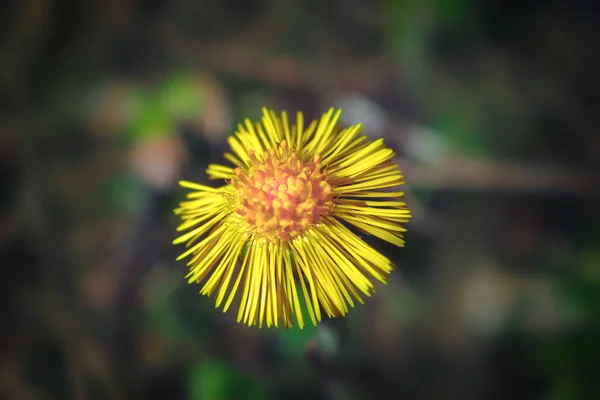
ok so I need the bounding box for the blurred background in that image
[1,0,599,399]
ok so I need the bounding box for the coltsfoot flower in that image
[173,108,411,329]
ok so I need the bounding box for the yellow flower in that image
[173,108,411,329]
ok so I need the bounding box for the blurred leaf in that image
[188,360,233,400]
[433,103,486,156]
[383,0,420,42]
[277,322,317,356]
[128,90,174,142]
[187,360,268,400]
[276,294,317,356]
[557,245,600,321]
[434,0,471,24]
[160,72,204,120]
[126,73,207,142]
[383,0,433,87]
[539,333,600,400]
[105,172,147,213]
[578,247,600,286]
[234,374,269,400]
[146,275,185,343]
[546,375,577,400]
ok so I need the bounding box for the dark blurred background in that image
[1,0,599,399]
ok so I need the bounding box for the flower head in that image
[174,108,411,329]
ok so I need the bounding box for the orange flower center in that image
[232,141,334,243]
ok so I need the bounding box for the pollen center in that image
[232,141,334,243]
